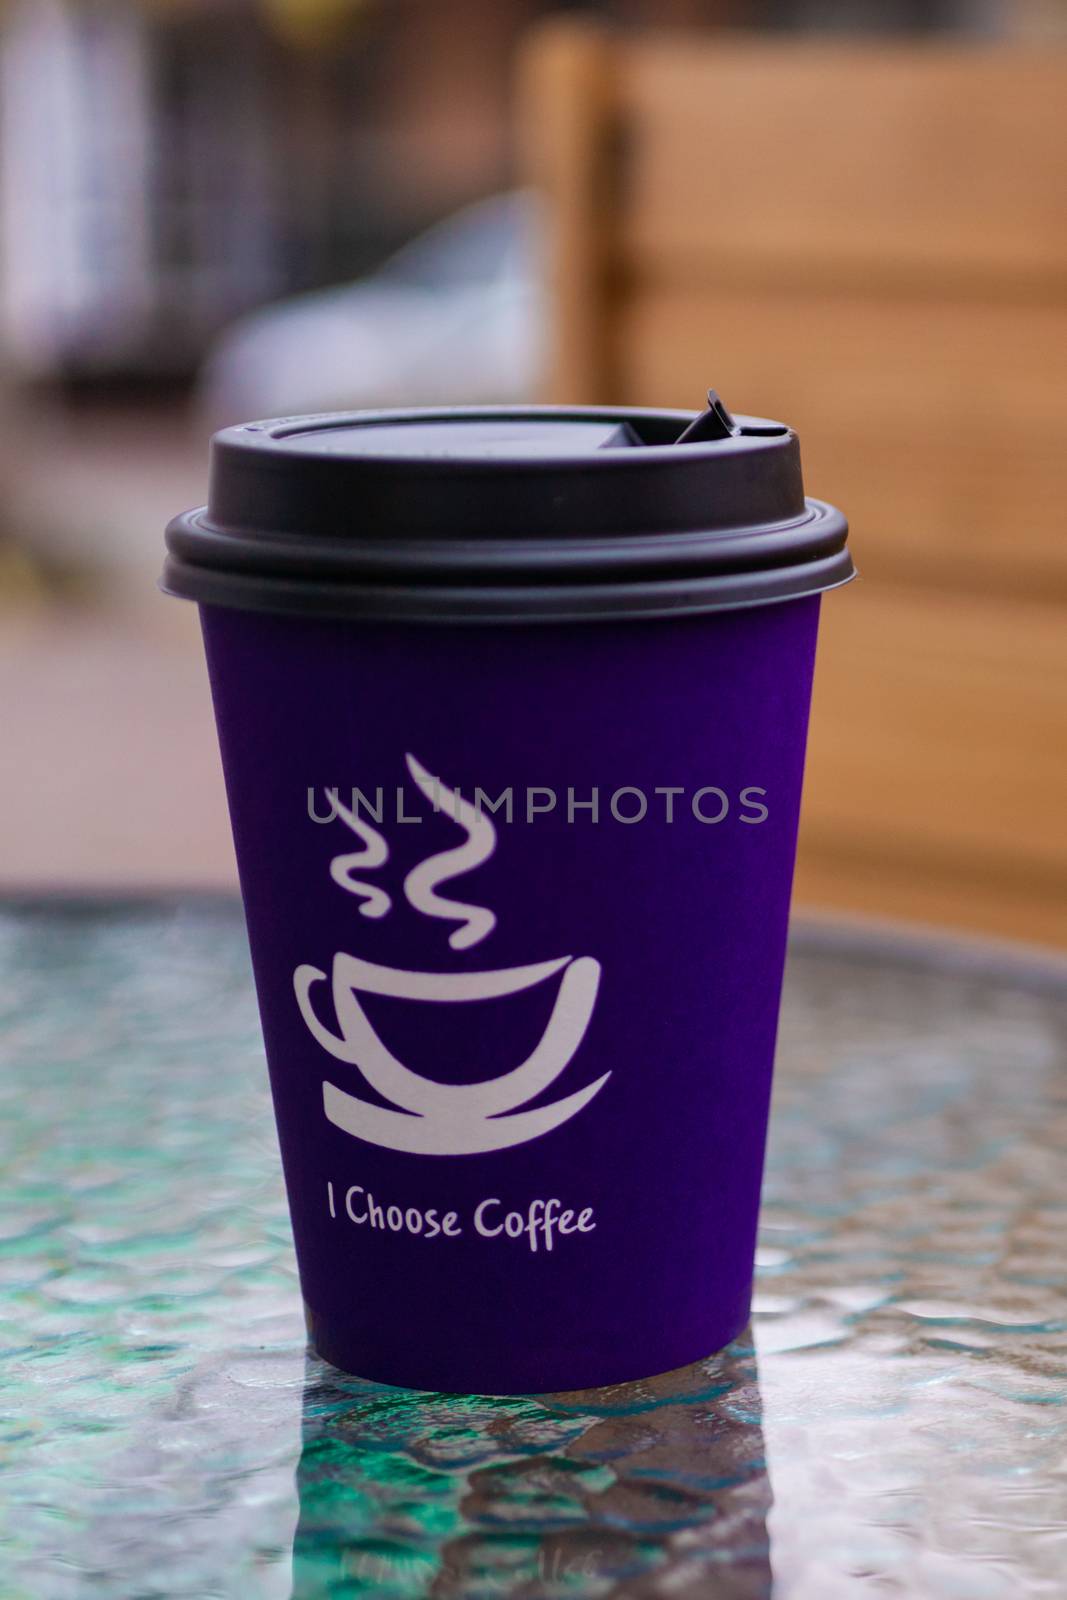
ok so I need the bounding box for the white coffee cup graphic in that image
[294,755,608,1155]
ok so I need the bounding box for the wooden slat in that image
[793,853,1067,952]
[516,20,617,404]
[795,581,1067,947]
[618,38,1067,290]
[618,284,1067,599]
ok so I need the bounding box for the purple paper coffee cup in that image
[163,396,851,1394]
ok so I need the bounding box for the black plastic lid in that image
[161,394,852,624]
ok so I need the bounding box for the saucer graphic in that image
[295,952,605,1155]
[294,754,608,1156]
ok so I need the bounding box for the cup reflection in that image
[291,1334,771,1598]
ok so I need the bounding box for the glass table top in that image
[1,900,1065,1599]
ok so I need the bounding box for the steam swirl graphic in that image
[327,789,390,919]
[403,753,497,949]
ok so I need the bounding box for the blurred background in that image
[1,0,1064,945]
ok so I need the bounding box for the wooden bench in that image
[520,20,1067,947]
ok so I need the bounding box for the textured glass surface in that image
[1,901,1065,1599]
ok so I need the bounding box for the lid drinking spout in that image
[673,391,740,445]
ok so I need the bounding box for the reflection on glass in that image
[292,1338,770,1597]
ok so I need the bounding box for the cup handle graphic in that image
[294,964,360,1063]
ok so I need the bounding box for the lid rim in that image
[167,499,847,585]
[161,547,856,625]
